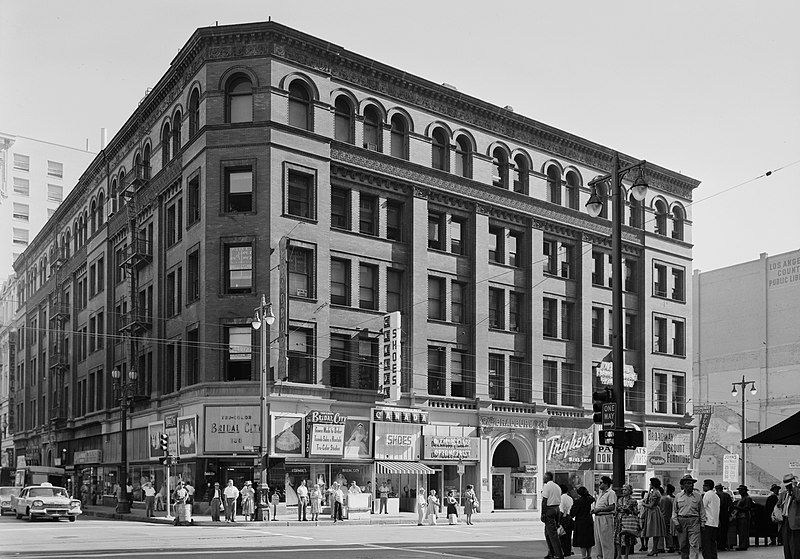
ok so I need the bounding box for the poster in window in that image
[177,415,197,457]
[270,413,304,457]
[343,419,371,459]
[147,421,164,460]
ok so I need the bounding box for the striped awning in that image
[375,461,435,475]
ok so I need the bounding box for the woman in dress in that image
[240,481,255,521]
[445,489,459,525]
[463,484,477,525]
[615,483,640,559]
[570,486,595,559]
[641,478,667,556]
[309,483,323,521]
[660,483,677,553]
[426,489,440,526]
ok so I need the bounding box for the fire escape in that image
[49,250,69,428]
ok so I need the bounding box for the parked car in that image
[0,486,20,515]
[11,482,82,522]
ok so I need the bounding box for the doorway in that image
[491,440,520,510]
[492,474,505,509]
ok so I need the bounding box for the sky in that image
[2,0,798,272]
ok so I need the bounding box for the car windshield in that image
[0,487,18,497]
[28,487,68,498]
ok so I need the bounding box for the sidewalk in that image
[80,504,536,526]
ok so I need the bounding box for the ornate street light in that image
[111,367,137,513]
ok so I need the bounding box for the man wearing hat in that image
[732,484,752,550]
[208,482,223,522]
[714,484,733,551]
[778,473,800,558]
[672,474,705,559]
[765,483,781,546]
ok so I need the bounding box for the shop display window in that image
[513,474,537,495]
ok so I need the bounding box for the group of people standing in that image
[414,485,478,526]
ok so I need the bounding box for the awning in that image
[375,461,435,475]
[742,410,800,445]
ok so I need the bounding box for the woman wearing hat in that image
[615,484,640,559]
[641,478,667,556]
[733,484,752,550]
[240,481,255,521]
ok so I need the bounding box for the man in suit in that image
[778,473,800,559]
[715,484,733,551]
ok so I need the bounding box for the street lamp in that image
[251,295,275,492]
[111,366,138,514]
[586,150,648,496]
[731,376,757,486]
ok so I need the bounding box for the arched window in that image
[82,213,88,245]
[390,114,408,160]
[672,206,685,240]
[288,80,312,130]
[161,122,171,166]
[90,200,97,235]
[334,97,354,143]
[141,145,151,180]
[64,230,71,258]
[118,171,126,209]
[97,191,105,226]
[172,111,182,154]
[628,193,643,228]
[455,136,472,178]
[546,166,561,205]
[363,105,382,151]
[226,75,253,123]
[73,220,79,253]
[492,148,508,188]
[110,179,118,215]
[188,88,200,137]
[565,170,581,209]
[513,155,529,194]
[654,199,668,235]
[431,128,449,171]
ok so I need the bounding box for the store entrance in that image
[492,474,505,509]
[223,465,254,489]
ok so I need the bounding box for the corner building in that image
[10,22,698,513]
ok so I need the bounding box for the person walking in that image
[416,489,428,526]
[714,484,732,551]
[778,473,800,559]
[541,471,564,559]
[240,481,255,521]
[765,483,780,546]
[615,484,640,559]
[593,476,617,559]
[223,479,240,522]
[156,483,166,511]
[672,474,705,559]
[310,483,322,521]
[143,481,156,517]
[426,489,440,526]
[661,484,677,553]
[558,484,574,557]
[270,488,280,521]
[701,479,720,559]
[297,479,309,521]
[463,484,477,525]
[571,486,595,559]
[641,478,667,556]
[734,484,752,550]
[209,482,222,522]
[331,482,345,523]
[378,479,391,514]
[445,490,459,525]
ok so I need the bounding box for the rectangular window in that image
[12,228,29,246]
[451,350,467,397]
[187,175,200,225]
[356,337,378,391]
[97,311,104,349]
[654,372,668,414]
[358,263,377,310]
[287,169,314,219]
[428,276,445,320]
[186,330,198,386]
[13,177,30,196]
[47,184,63,203]
[542,297,557,337]
[489,354,505,400]
[672,268,685,301]
[624,259,637,292]
[96,256,105,293]
[672,374,686,415]
[561,301,573,340]
[12,203,29,221]
[226,326,252,381]
[507,232,521,267]
[543,360,558,405]
[427,213,443,250]
[288,247,314,298]
[88,316,96,353]
[625,312,637,349]
[509,357,531,403]
[592,307,605,345]
[543,239,557,275]
[330,334,349,388]
[226,244,253,293]
[653,263,668,297]
[563,364,581,408]
[386,200,403,241]
[330,258,350,306]
[288,328,314,384]
[14,154,30,171]
[386,269,403,312]
[166,270,177,316]
[560,243,573,279]
[673,320,686,356]
[330,187,350,230]
[451,281,466,324]
[187,249,200,303]
[225,168,253,213]
[427,347,445,396]
[489,226,503,264]
[450,218,465,255]
[47,160,63,178]
[489,288,504,329]
[166,203,177,246]
[359,193,377,235]
[654,315,668,353]
[89,264,96,296]
[592,251,605,286]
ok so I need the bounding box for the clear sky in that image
[2,0,798,272]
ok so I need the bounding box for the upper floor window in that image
[513,155,529,194]
[225,244,253,294]
[330,258,350,306]
[188,88,200,136]
[390,114,409,160]
[225,168,253,213]
[428,212,444,250]
[450,217,465,255]
[359,193,377,236]
[47,160,63,178]
[288,246,315,298]
[431,128,449,171]
[489,226,503,264]
[172,111,182,154]
[654,199,668,236]
[491,148,508,188]
[288,81,312,130]
[454,136,472,178]
[13,154,30,171]
[672,205,685,241]
[161,122,172,166]
[226,75,253,123]
[334,97,354,143]
[331,187,350,230]
[286,169,315,220]
[359,264,378,310]
[47,183,63,203]
[386,200,403,242]
[13,177,30,196]
[363,105,382,151]
[565,170,581,210]
[628,193,644,228]
[546,165,561,205]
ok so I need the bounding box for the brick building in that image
[9,21,698,511]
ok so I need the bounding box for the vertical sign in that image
[723,454,739,483]
[693,412,712,460]
[164,413,179,457]
[278,237,288,382]
[380,311,401,401]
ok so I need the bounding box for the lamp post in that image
[251,295,275,491]
[111,366,137,514]
[586,150,648,496]
[731,376,757,486]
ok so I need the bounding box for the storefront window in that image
[513,474,536,495]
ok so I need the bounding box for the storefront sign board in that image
[164,413,179,457]
[646,427,692,469]
[204,405,262,454]
[423,436,480,461]
[74,450,102,464]
[372,407,429,424]
[478,415,545,430]
[147,421,165,460]
[177,415,197,458]
[374,423,421,460]
[270,413,304,457]
[342,419,371,460]
[723,454,739,482]
[546,426,594,470]
[309,424,346,456]
[380,311,401,401]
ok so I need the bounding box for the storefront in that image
[644,426,693,487]
[544,421,595,490]
[594,425,648,491]
[421,426,480,506]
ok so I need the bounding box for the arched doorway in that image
[491,440,520,510]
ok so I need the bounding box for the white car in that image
[12,483,82,522]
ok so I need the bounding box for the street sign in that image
[599,429,616,446]
[723,454,739,483]
[693,405,713,414]
[602,403,616,429]
[457,462,465,475]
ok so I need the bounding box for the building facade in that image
[693,249,800,487]
[10,22,698,512]
[0,133,96,281]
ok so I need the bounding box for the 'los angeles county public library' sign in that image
[204,405,261,453]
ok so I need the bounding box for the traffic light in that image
[160,433,169,453]
[622,429,644,449]
[592,387,615,424]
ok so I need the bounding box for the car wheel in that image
[69,516,76,522]
[27,508,35,522]
[15,511,22,519]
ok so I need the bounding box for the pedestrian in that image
[672,474,704,559]
[379,479,391,514]
[172,481,189,526]
[661,484,677,553]
[223,479,239,522]
[558,484,574,557]
[241,481,255,521]
[331,482,345,523]
[310,483,322,521]
[209,482,222,522]
[297,479,309,521]
[615,483,640,559]
[593,476,617,559]
[714,484,732,551]
[270,488,279,520]
[416,489,428,526]
[143,480,156,517]
[765,483,780,546]
[701,479,720,559]
[463,484,477,525]
[641,477,667,556]
[778,473,800,559]
[426,489,440,526]
[348,481,361,494]
[184,481,195,505]
[156,483,166,511]
[541,471,564,559]
[571,486,595,559]
[445,489,459,525]
[734,484,752,550]
[80,483,90,508]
